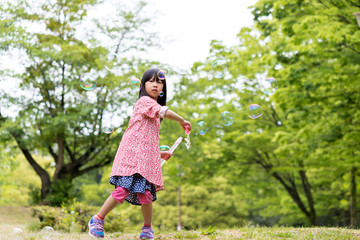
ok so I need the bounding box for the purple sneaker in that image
[139,226,154,240]
[88,215,104,238]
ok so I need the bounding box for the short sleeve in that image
[136,96,165,119]
[159,106,168,118]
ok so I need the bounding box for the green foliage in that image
[248,0,360,226]
[0,0,168,204]
[1,0,360,230]
[200,226,218,236]
[31,201,130,233]
[153,176,248,230]
[46,177,76,206]
[29,184,42,205]
[31,206,61,230]
[164,0,360,228]
[173,231,200,239]
[0,155,42,206]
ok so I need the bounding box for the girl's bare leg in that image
[97,195,119,219]
[141,203,153,225]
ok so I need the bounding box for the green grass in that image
[1,206,360,239]
[2,226,360,239]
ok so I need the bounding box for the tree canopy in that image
[0,0,165,204]
[1,0,360,229]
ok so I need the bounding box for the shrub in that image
[31,201,130,233]
[46,178,76,206]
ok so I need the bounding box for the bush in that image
[31,201,131,233]
[31,205,62,229]
[46,178,76,206]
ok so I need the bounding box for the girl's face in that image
[145,75,164,100]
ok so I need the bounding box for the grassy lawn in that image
[1,206,360,239]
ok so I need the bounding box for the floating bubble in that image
[235,75,249,90]
[128,78,141,92]
[41,226,54,232]
[259,77,278,95]
[159,91,164,97]
[220,111,233,126]
[158,70,166,80]
[211,59,227,78]
[102,125,115,134]
[192,112,199,119]
[12,228,23,234]
[197,121,209,135]
[80,73,96,90]
[159,145,170,151]
[247,104,263,119]
[41,226,54,240]
[105,53,119,72]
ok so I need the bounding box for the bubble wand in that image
[161,136,183,166]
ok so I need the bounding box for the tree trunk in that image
[299,170,317,225]
[350,166,357,228]
[255,150,317,225]
[10,129,52,200]
[53,135,64,182]
[271,171,316,226]
[177,186,182,231]
[19,148,52,200]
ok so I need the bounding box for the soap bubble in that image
[80,73,96,90]
[42,226,54,232]
[159,91,164,97]
[211,59,227,78]
[41,226,54,240]
[159,145,170,151]
[102,126,115,134]
[104,53,120,72]
[128,78,141,92]
[259,77,278,95]
[197,121,209,135]
[234,75,249,90]
[247,104,264,119]
[12,228,23,234]
[158,70,166,80]
[220,111,233,126]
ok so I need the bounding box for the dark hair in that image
[138,68,167,107]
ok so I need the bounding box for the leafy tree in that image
[251,0,360,227]
[0,0,163,205]
[166,0,360,227]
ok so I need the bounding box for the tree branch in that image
[9,128,52,198]
[64,140,76,162]
[299,170,316,213]
[48,146,58,162]
[252,148,313,222]
[349,0,360,8]
[75,157,112,177]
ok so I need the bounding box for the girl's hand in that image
[161,151,172,160]
[179,120,191,132]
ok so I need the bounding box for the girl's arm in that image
[164,109,184,122]
[164,110,192,131]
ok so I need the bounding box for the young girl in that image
[88,68,191,239]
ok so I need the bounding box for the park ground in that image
[1,206,360,240]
